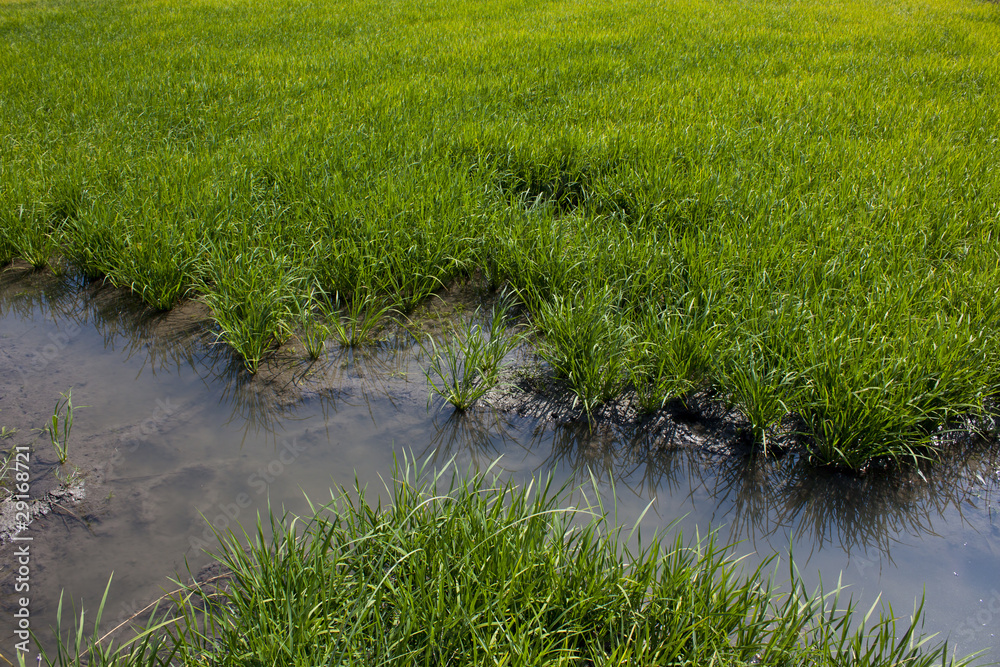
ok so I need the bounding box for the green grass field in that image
[2,0,999,468]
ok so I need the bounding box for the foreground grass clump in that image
[37,460,975,666]
[3,0,1000,466]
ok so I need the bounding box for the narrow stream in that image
[1,268,998,662]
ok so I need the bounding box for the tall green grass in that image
[28,458,982,666]
[197,245,306,373]
[534,286,631,421]
[422,297,524,410]
[2,0,999,467]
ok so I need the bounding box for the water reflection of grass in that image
[706,434,1000,559]
[421,409,522,468]
[39,459,980,666]
[517,409,1000,561]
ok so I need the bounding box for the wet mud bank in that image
[483,360,1000,471]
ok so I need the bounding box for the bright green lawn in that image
[2,0,999,468]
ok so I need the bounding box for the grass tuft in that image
[324,287,396,348]
[197,245,306,374]
[42,388,84,465]
[534,287,631,422]
[422,297,524,410]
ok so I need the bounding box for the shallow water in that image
[1,270,998,662]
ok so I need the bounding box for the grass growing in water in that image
[293,284,332,360]
[297,312,330,361]
[43,389,83,465]
[534,287,631,422]
[422,298,523,410]
[324,287,396,348]
[2,0,1000,467]
[27,458,979,666]
[197,246,306,374]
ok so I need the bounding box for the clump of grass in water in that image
[324,286,396,348]
[291,284,394,360]
[794,314,993,470]
[422,296,524,410]
[197,245,306,374]
[294,285,331,360]
[297,310,329,360]
[25,456,962,666]
[60,208,124,280]
[43,389,85,465]
[534,286,631,423]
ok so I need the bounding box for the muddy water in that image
[1,269,998,662]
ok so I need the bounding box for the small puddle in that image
[1,268,998,661]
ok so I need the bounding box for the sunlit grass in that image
[422,297,524,410]
[534,286,631,422]
[28,457,983,666]
[2,0,999,467]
